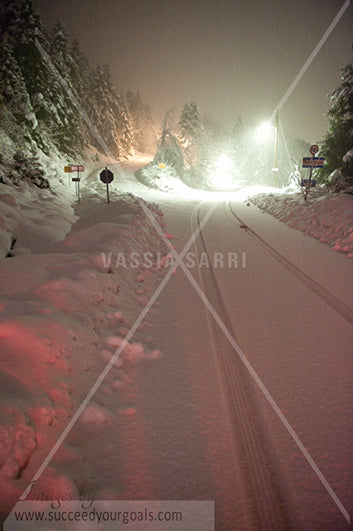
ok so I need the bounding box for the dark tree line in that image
[318,48,353,190]
[0,0,156,177]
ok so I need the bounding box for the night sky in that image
[33,0,353,143]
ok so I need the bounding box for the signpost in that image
[64,164,85,202]
[100,167,114,203]
[64,165,85,173]
[301,179,316,187]
[309,144,319,156]
[301,146,324,200]
[302,157,324,168]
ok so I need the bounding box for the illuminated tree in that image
[126,90,156,152]
[319,54,353,189]
[178,102,202,146]
[178,102,203,168]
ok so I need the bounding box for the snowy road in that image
[192,200,353,529]
[99,161,353,529]
[4,161,352,531]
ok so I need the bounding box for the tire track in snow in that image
[227,202,353,327]
[191,204,291,530]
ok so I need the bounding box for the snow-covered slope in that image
[250,189,353,258]
[0,165,169,518]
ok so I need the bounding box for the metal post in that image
[106,182,110,203]
[77,167,80,203]
[273,110,279,186]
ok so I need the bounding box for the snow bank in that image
[0,183,168,516]
[0,142,125,258]
[0,184,78,257]
[0,142,80,258]
[250,190,353,258]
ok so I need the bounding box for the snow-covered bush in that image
[137,129,184,189]
[9,150,50,188]
[155,130,184,174]
[138,161,180,191]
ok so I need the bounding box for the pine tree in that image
[115,92,134,157]
[88,65,134,157]
[50,22,71,80]
[319,54,353,189]
[178,102,203,168]
[126,90,155,152]
[161,106,177,133]
[0,35,33,127]
[0,0,155,164]
[5,0,49,96]
[178,102,202,147]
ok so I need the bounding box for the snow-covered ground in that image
[0,155,170,519]
[250,187,353,258]
[1,159,353,530]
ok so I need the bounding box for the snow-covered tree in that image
[0,0,155,168]
[115,92,134,157]
[126,90,155,152]
[178,102,202,147]
[0,35,33,127]
[161,106,177,133]
[88,65,134,157]
[178,102,203,168]
[319,53,353,189]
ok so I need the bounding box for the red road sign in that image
[64,165,84,172]
[309,144,319,155]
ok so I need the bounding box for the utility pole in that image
[273,110,279,187]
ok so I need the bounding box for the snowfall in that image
[0,149,352,530]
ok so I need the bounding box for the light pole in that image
[272,111,279,187]
[255,113,279,187]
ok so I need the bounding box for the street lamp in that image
[255,122,272,142]
[255,111,279,186]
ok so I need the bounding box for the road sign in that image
[309,144,319,156]
[72,177,80,182]
[301,179,316,187]
[64,165,85,172]
[302,157,324,168]
[100,168,114,184]
[100,168,114,203]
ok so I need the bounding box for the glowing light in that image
[209,154,235,189]
[255,122,273,142]
[216,154,232,173]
